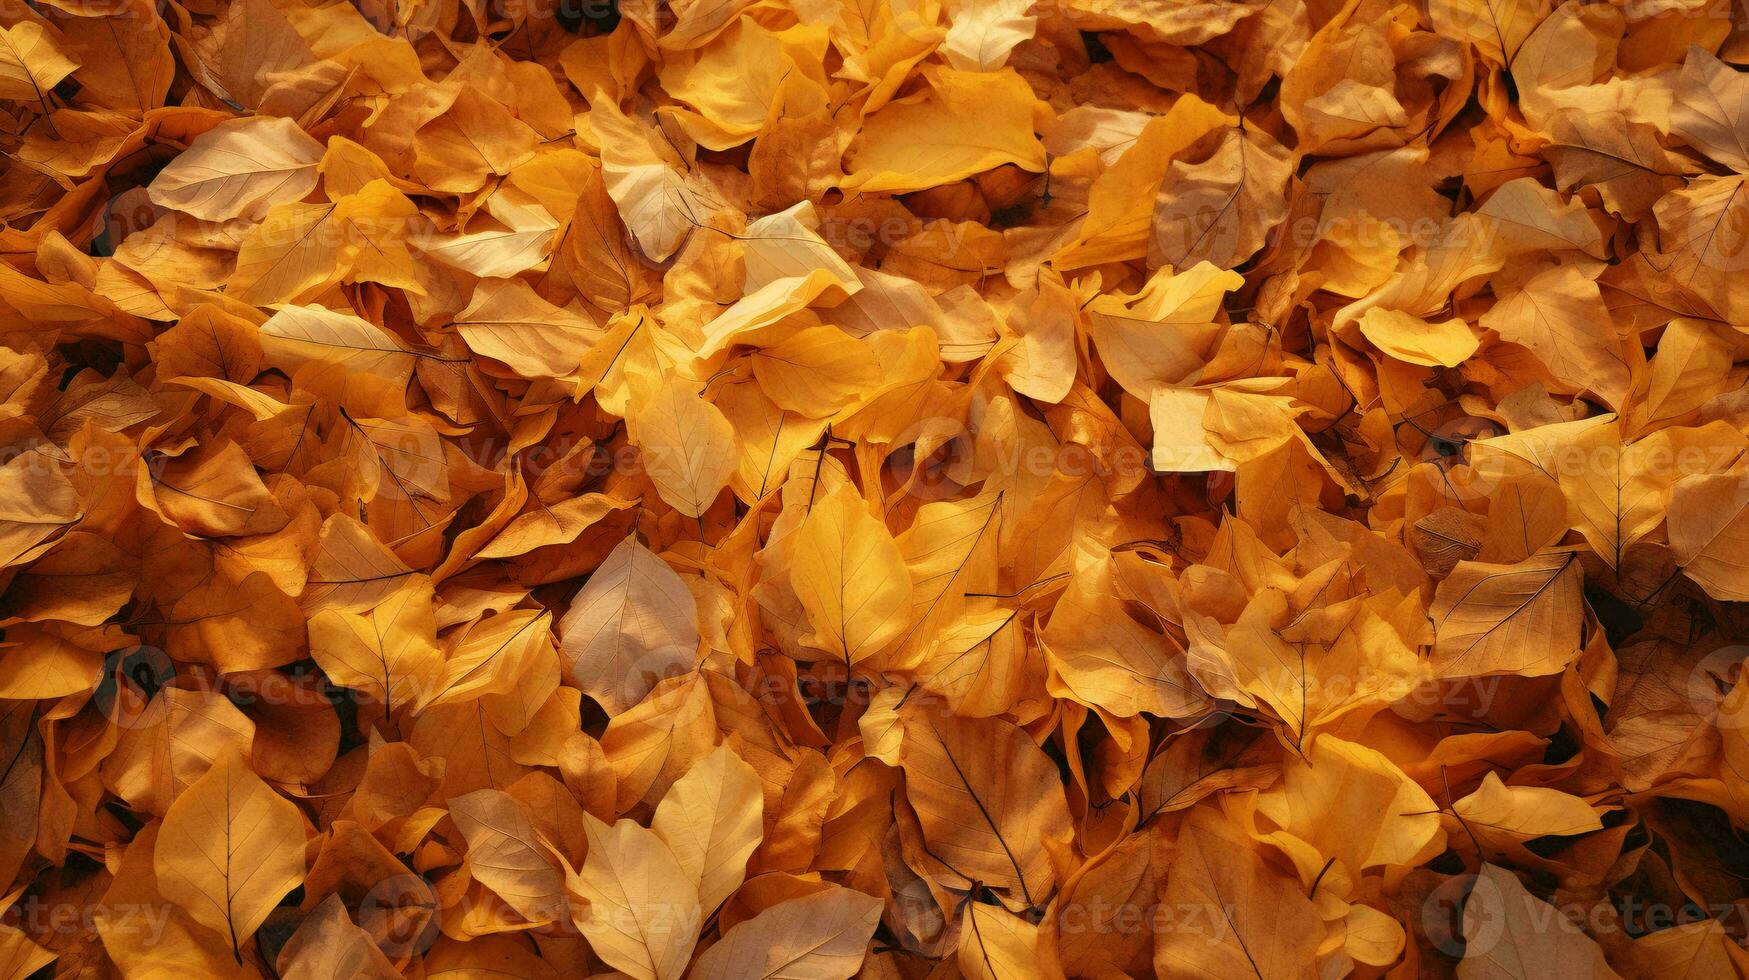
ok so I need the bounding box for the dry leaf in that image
[691,886,883,980]
[568,812,701,980]
[3,2,1747,977]
[559,535,702,714]
[153,749,306,961]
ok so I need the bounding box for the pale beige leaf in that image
[450,789,568,923]
[147,117,324,222]
[568,813,700,980]
[690,886,882,980]
[276,895,400,980]
[631,379,738,519]
[651,744,763,912]
[558,535,702,715]
[1458,864,1622,980]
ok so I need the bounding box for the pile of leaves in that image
[6,0,1749,975]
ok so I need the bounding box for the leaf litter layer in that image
[1,0,1749,977]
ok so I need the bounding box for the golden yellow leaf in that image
[154,749,307,961]
[1155,807,1326,980]
[449,788,568,923]
[843,67,1046,193]
[308,573,442,714]
[567,812,700,980]
[749,326,881,419]
[1357,308,1480,368]
[650,743,763,911]
[0,22,77,105]
[789,483,913,665]
[1429,552,1582,678]
[631,379,739,519]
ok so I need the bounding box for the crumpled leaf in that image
[6,2,1749,976]
[1148,124,1294,271]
